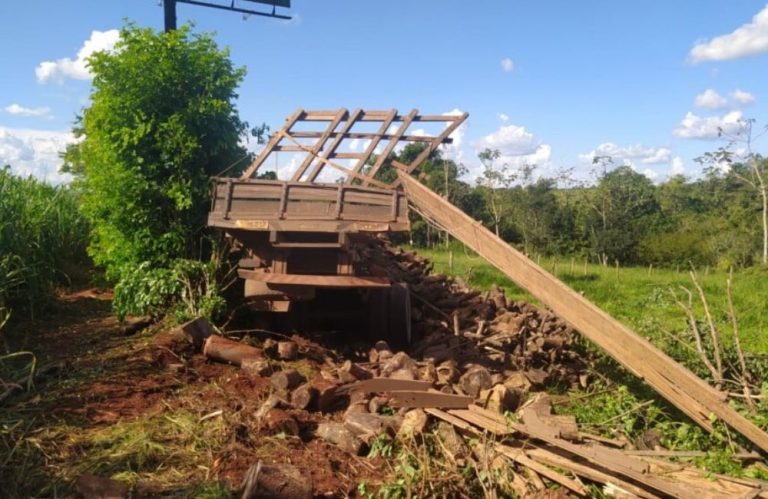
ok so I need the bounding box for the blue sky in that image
[1,1,767,184]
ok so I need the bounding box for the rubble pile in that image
[155,241,768,498]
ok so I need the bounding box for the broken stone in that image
[459,365,493,398]
[398,409,428,437]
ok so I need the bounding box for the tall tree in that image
[581,164,660,264]
[699,119,768,264]
[63,23,248,280]
[477,148,517,236]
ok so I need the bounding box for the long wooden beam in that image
[241,108,303,179]
[396,168,768,454]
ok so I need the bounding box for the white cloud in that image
[0,127,75,184]
[670,156,685,176]
[36,29,119,83]
[498,113,509,122]
[641,168,659,181]
[4,104,51,117]
[694,89,727,109]
[578,143,671,165]
[689,5,768,62]
[348,138,360,151]
[673,110,746,139]
[475,123,552,176]
[732,89,756,105]
[500,57,515,72]
[438,108,468,164]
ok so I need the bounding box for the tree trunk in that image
[203,335,262,366]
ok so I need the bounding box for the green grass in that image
[415,246,768,355]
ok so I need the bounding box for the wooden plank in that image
[525,447,662,499]
[495,445,589,496]
[291,108,348,182]
[343,378,432,394]
[241,108,304,178]
[238,269,390,288]
[389,391,472,409]
[396,168,768,454]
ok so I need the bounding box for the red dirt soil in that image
[3,289,386,496]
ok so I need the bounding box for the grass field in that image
[415,245,768,355]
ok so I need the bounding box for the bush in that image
[65,23,249,282]
[638,230,716,267]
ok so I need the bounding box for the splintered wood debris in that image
[157,237,768,497]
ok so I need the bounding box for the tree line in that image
[384,142,768,270]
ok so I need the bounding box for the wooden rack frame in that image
[241,108,467,187]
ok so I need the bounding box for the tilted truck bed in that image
[208,178,410,233]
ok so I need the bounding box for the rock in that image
[255,394,285,421]
[241,358,272,377]
[75,473,129,499]
[478,384,519,414]
[344,411,393,442]
[381,351,416,377]
[316,422,365,455]
[459,365,493,397]
[270,369,306,391]
[398,409,428,438]
[240,462,312,499]
[504,371,532,393]
[436,360,460,385]
[290,383,318,410]
[277,341,298,360]
[265,409,299,436]
[340,360,373,380]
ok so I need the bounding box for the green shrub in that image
[64,23,248,284]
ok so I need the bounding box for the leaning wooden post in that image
[396,167,768,453]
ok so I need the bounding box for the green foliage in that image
[65,23,248,281]
[113,252,231,322]
[0,166,89,321]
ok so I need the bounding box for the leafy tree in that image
[580,164,661,264]
[698,119,768,264]
[477,148,520,236]
[64,23,248,283]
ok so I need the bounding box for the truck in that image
[207,108,467,344]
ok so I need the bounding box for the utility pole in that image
[164,0,177,31]
[163,0,291,32]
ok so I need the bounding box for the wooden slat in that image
[307,108,364,182]
[288,131,451,143]
[346,109,397,185]
[282,132,393,189]
[291,108,348,182]
[390,112,468,188]
[396,168,768,454]
[362,109,418,186]
[344,378,432,393]
[241,108,304,178]
[389,391,472,409]
[496,445,589,497]
[238,269,390,288]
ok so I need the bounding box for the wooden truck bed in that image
[208,178,410,233]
